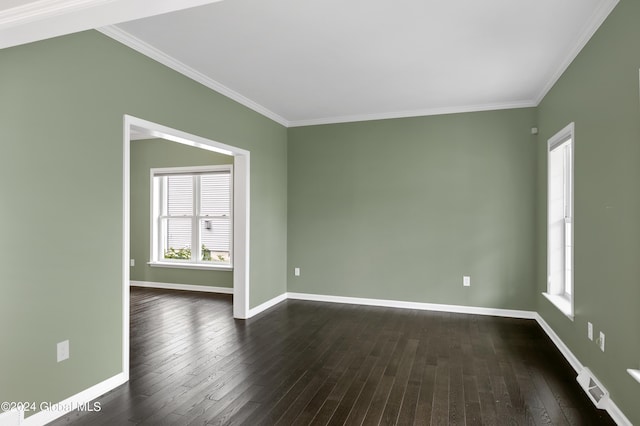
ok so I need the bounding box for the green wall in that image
[0,30,287,411]
[130,138,233,288]
[536,0,640,423]
[287,108,538,310]
[2,1,639,422]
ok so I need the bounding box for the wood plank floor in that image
[51,288,616,425]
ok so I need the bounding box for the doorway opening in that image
[122,115,250,378]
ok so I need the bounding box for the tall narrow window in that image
[545,123,574,318]
[150,165,232,269]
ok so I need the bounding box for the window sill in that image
[147,262,233,271]
[628,369,640,384]
[542,292,574,320]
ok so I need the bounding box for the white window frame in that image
[543,122,574,319]
[148,164,233,271]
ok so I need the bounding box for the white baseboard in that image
[18,373,127,426]
[0,410,20,426]
[534,313,583,373]
[286,292,536,319]
[534,314,631,426]
[130,280,233,294]
[601,398,633,426]
[15,289,626,425]
[247,293,288,318]
[277,292,630,425]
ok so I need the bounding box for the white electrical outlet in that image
[463,276,470,287]
[294,267,300,277]
[130,259,135,267]
[587,322,593,340]
[598,332,605,352]
[57,340,69,362]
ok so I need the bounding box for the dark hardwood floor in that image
[51,288,615,425]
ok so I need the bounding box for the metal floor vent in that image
[577,367,610,409]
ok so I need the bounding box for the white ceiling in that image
[1,0,619,127]
[109,0,619,126]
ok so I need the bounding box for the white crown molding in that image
[97,25,290,128]
[287,101,537,128]
[99,0,618,129]
[97,26,536,129]
[534,0,620,105]
[0,0,114,28]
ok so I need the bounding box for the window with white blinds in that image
[151,165,232,267]
[544,123,574,318]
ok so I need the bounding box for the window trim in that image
[543,122,575,320]
[148,164,233,270]
[147,261,233,271]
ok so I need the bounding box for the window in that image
[544,123,574,318]
[150,165,232,269]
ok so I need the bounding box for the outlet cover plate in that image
[57,340,69,362]
[598,332,605,352]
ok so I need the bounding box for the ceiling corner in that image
[0,0,111,28]
[532,0,620,106]
[98,25,290,128]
